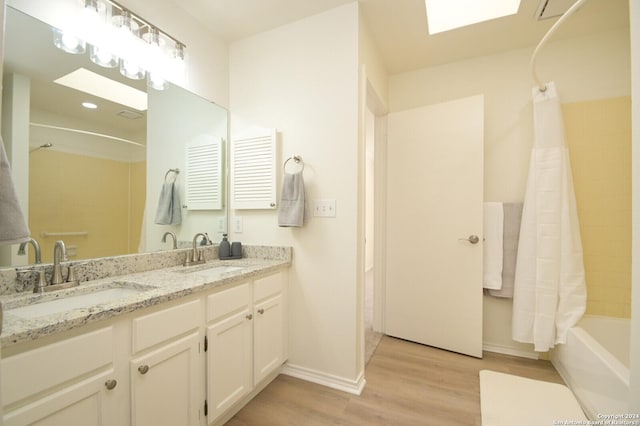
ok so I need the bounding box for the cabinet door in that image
[131,332,201,426]
[4,370,117,426]
[207,309,253,421]
[253,294,284,384]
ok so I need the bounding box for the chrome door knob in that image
[459,235,480,244]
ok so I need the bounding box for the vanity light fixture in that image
[52,0,186,90]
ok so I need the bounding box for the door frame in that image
[364,80,388,334]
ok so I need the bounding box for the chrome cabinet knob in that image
[105,379,117,390]
[138,365,150,375]
[246,314,253,320]
[257,308,265,315]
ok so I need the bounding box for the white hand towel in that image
[278,171,306,227]
[483,202,504,290]
[0,138,30,244]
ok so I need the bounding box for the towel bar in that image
[164,168,180,181]
[41,231,89,237]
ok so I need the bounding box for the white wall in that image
[229,3,363,390]
[389,28,631,355]
[629,0,640,414]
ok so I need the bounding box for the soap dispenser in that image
[219,234,230,259]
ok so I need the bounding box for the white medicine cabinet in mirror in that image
[1,6,228,267]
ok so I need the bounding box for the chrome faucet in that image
[161,231,178,249]
[185,233,208,266]
[17,237,42,264]
[51,240,68,285]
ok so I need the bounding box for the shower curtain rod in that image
[530,0,590,92]
[30,122,145,148]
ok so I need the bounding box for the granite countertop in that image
[0,257,289,348]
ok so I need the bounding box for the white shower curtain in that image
[512,82,587,352]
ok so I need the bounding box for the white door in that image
[385,95,484,358]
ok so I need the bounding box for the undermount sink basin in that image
[179,264,246,280]
[6,282,154,319]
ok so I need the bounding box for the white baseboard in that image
[483,342,539,360]
[281,363,366,395]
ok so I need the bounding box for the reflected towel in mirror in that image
[154,182,182,225]
[0,137,30,244]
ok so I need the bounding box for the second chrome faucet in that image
[184,233,210,266]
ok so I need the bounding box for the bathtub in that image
[551,315,630,419]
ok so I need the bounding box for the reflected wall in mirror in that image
[1,6,227,267]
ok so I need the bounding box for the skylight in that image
[425,0,522,35]
[54,68,148,111]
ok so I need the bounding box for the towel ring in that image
[164,168,180,182]
[284,155,304,173]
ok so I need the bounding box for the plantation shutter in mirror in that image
[231,128,277,210]
[185,136,223,210]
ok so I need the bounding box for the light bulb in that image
[147,72,168,90]
[52,28,86,54]
[90,45,118,68]
[120,59,145,80]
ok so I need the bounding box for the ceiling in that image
[171,0,630,75]
[2,0,629,140]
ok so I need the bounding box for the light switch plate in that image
[313,199,336,217]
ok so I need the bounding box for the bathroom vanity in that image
[0,247,291,426]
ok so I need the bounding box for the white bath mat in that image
[479,370,587,426]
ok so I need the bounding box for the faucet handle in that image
[67,265,79,284]
[34,270,47,293]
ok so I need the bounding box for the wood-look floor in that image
[227,335,564,426]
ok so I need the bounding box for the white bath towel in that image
[0,138,30,244]
[483,202,503,290]
[512,82,586,352]
[154,182,182,225]
[278,171,306,227]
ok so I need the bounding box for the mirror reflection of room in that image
[1,7,228,267]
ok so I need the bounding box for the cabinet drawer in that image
[132,299,201,353]
[2,327,114,407]
[207,282,250,323]
[254,272,283,302]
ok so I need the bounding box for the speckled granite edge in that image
[0,257,291,347]
[0,245,291,296]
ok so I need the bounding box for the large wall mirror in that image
[1,6,228,267]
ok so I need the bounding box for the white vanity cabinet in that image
[1,326,126,426]
[130,299,203,426]
[1,267,288,426]
[206,271,287,424]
